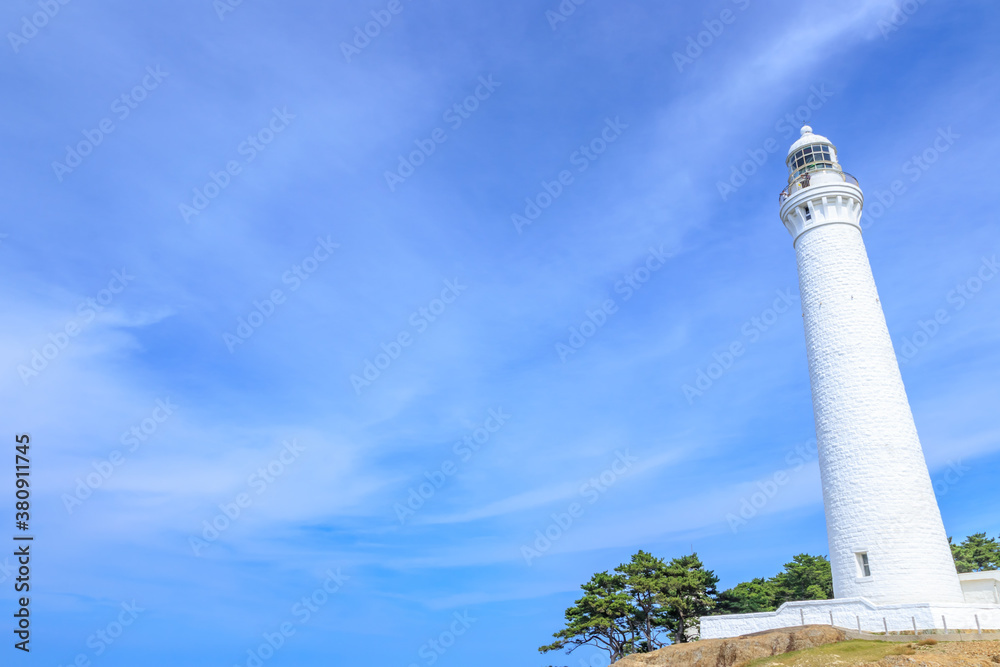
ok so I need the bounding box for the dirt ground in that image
[613,626,847,667]
[748,638,1000,666]
[611,627,1000,667]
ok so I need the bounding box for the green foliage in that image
[771,554,833,606]
[538,571,639,662]
[614,550,670,652]
[715,554,832,615]
[544,530,996,665]
[659,553,720,644]
[950,533,1000,573]
[540,551,720,663]
[715,577,779,614]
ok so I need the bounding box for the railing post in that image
[883,618,888,635]
[912,617,917,636]
[800,609,805,626]
[942,615,948,634]
[976,614,982,635]
[857,615,861,633]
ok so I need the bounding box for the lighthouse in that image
[700,126,1000,639]
[778,125,964,605]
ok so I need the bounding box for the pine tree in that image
[659,553,719,643]
[715,577,779,614]
[771,554,833,606]
[615,550,671,651]
[951,533,1000,573]
[714,554,832,615]
[539,571,640,663]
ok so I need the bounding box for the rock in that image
[612,625,846,667]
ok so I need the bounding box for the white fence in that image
[701,598,1000,640]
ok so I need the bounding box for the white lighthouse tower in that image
[778,126,964,605]
[700,126,1000,639]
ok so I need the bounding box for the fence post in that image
[942,615,948,634]
[857,615,861,634]
[883,618,888,635]
[800,609,805,626]
[976,614,982,635]
[829,611,834,626]
[912,617,917,636]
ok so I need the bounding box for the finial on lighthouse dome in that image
[801,125,813,136]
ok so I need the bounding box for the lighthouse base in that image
[700,597,1000,640]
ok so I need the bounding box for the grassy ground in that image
[744,639,930,666]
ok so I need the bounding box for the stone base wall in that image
[701,598,1000,639]
[959,571,1000,604]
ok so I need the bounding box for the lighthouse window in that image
[805,153,824,166]
[856,552,871,578]
[789,146,834,171]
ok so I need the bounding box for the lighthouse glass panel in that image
[788,144,836,180]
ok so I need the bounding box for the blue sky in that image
[2,0,999,664]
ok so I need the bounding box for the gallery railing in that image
[779,171,860,203]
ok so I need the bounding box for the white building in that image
[701,126,1000,638]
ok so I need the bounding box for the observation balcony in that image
[779,171,860,204]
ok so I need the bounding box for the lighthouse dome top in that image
[785,125,841,182]
[787,125,834,155]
